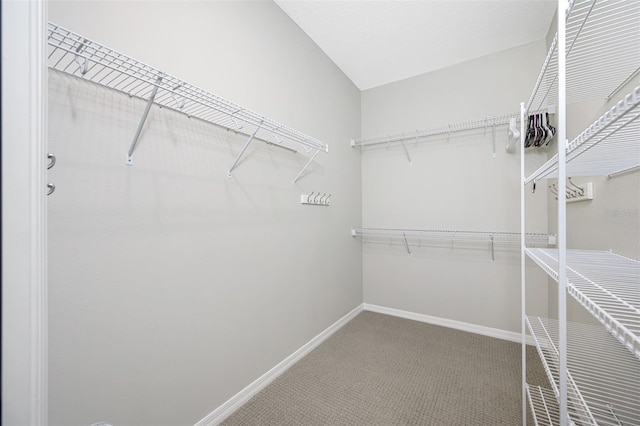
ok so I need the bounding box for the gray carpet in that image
[222,311,548,425]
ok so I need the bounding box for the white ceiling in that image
[275,0,557,90]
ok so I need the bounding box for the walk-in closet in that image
[2,1,638,425]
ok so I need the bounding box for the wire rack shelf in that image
[526,317,596,426]
[526,86,640,184]
[351,228,553,242]
[525,248,640,360]
[352,228,554,259]
[527,316,640,426]
[526,0,640,114]
[350,113,520,150]
[46,22,328,179]
[526,384,563,426]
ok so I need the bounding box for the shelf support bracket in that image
[126,73,164,165]
[490,234,495,263]
[292,149,320,184]
[400,137,411,163]
[403,232,411,255]
[228,121,263,178]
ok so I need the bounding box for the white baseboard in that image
[194,304,364,426]
[363,303,534,345]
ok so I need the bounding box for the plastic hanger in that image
[544,112,556,145]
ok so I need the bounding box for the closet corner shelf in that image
[526,316,640,426]
[525,248,640,359]
[46,22,328,182]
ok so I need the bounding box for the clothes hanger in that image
[535,114,547,147]
[544,112,556,145]
[525,115,535,147]
[506,117,520,153]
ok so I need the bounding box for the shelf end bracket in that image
[292,149,320,185]
[126,73,164,165]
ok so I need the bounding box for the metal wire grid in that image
[527,317,598,425]
[525,248,640,360]
[526,384,563,426]
[351,228,551,244]
[350,113,518,149]
[352,229,552,259]
[525,85,640,184]
[527,317,640,426]
[46,22,328,155]
[526,0,640,114]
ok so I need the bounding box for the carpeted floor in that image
[221,311,548,425]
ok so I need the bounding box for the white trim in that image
[194,304,364,426]
[30,2,49,424]
[363,304,535,345]
[1,1,48,425]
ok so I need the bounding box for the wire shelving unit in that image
[526,385,562,426]
[521,1,640,426]
[526,249,640,359]
[46,22,328,182]
[526,86,640,184]
[527,317,640,426]
[526,0,640,114]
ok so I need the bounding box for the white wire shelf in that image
[527,316,640,426]
[526,317,596,425]
[351,113,519,150]
[352,228,554,259]
[526,0,640,113]
[525,86,640,184]
[526,384,563,426]
[525,248,640,360]
[46,22,328,180]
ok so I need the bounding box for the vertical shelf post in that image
[557,0,568,424]
[520,102,527,426]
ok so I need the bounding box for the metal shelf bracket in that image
[292,149,320,184]
[126,73,164,165]
[402,233,411,254]
[227,121,263,178]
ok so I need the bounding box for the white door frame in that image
[2,0,48,424]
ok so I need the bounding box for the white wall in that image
[47,2,361,425]
[360,41,551,333]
